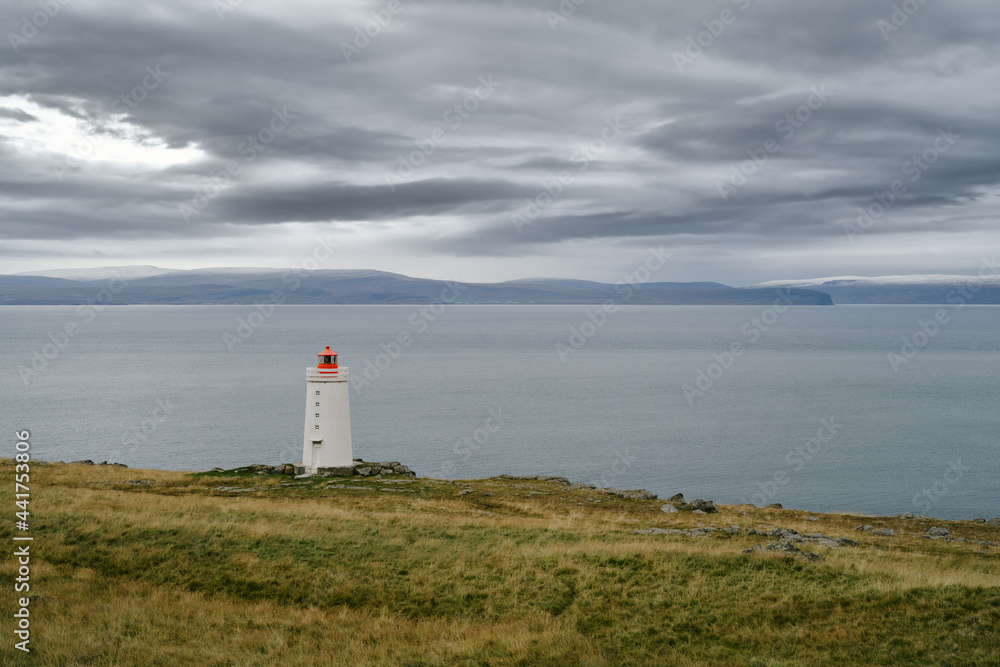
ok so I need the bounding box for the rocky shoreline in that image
[57,459,1000,526]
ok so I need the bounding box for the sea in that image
[2,304,998,520]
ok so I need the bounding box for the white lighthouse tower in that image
[300,346,353,473]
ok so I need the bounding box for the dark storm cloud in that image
[1,0,999,278]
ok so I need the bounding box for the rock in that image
[356,467,372,477]
[972,518,986,523]
[987,518,1000,527]
[771,529,802,543]
[835,537,859,547]
[568,482,597,491]
[458,489,473,496]
[667,493,684,504]
[293,473,312,480]
[747,541,823,561]
[534,475,571,485]
[807,516,819,521]
[872,528,897,536]
[601,488,657,501]
[725,526,741,535]
[925,526,951,537]
[811,538,841,549]
[324,484,373,490]
[482,492,494,497]
[692,509,705,515]
[318,466,354,477]
[747,529,768,536]
[682,499,717,513]
[855,524,874,532]
[974,540,994,547]
[70,460,95,465]
[766,503,783,509]
[660,504,679,514]
[635,528,686,535]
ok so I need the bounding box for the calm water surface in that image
[2,304,997,520]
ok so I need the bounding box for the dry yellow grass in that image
[1,459,998,665]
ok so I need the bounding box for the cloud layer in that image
[1,0,998,283]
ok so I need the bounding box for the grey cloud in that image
[1,0,999,281]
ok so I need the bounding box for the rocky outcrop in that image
[601,488,657,500]
[291,461,417,479]
[744,542,823,562]
[680,499,718,513]
[70,460,128,467]
[492,474,572,485]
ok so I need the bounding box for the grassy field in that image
[1,459,998,666]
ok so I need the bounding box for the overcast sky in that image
[1,0,998,284]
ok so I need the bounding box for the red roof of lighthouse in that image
[317,346,337,357]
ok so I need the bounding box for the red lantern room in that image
[317,346,338,374]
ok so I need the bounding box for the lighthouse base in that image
[292,460,416,479]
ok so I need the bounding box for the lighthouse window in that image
[315,413,320,418]
[315,391,320,396]
[314,425,319,430]
[315,402,319,407]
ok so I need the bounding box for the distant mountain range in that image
[4,266,999,305]
[1,266,833,306]
[753,274,1000,304]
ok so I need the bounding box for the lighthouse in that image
[300,346,353,473]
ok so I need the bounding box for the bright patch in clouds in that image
[0,95,204,169]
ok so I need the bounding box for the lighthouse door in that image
[310,440,322,466]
